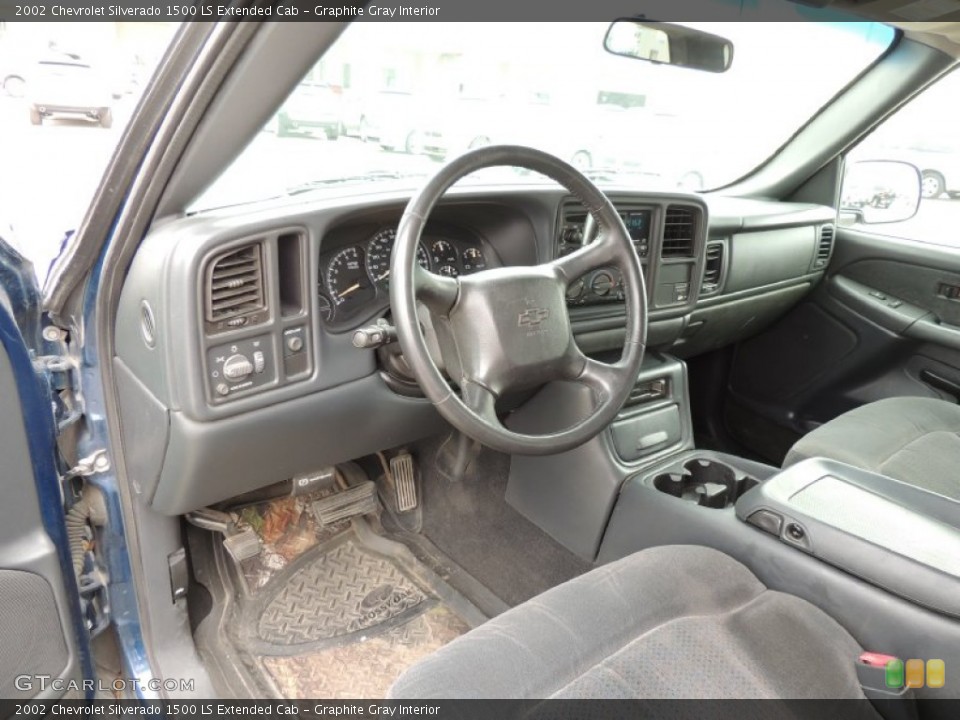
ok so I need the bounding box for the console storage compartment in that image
[736,458,960,618]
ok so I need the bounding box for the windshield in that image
[195,20,895,210]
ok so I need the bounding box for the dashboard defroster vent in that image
[206,243,266,324]
[662,206,697,258]
[814,224,835,269]
[701,243,724,295]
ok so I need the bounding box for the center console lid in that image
[736,458,960,618]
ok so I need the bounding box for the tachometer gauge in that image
[366,228,430,286]
[461,247,487,273]
[430,239,458,271]
[326,247,375,310]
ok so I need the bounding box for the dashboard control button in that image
[253,351,265,373]
[215,383,230,397]
[591,271,614,296]
[286,335,304,353]
[223,354,254,380]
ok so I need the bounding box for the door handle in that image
[904,316,960,351]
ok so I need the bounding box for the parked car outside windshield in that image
[29,55,114,128]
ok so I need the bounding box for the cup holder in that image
[653,458,758,509]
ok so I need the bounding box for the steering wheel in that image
[390,145,647,455]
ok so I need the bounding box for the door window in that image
[845,68,960,246]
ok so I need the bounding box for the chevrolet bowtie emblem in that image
[518,307,550,327]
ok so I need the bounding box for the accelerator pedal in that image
[390,452,418,513]
[312,481,378,526]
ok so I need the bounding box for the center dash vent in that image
[558,205,587,257]
[206,243,266,324]
[701,242,724,294]
[662,206,697,258]
[814,224,835,269]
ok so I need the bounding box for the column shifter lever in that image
[352,319,397,349]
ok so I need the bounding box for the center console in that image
[736,458,960,618]
[502,342,960,699]
[595,434,960,700]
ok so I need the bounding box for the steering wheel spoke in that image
[414,264,459,315]
[551,232,619,284]
[565,349,625,405]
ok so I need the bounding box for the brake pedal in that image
[311,481,379,525]
[223,528,262,563]
[389,452,418,512]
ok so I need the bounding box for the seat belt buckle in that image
[856,652,918,720]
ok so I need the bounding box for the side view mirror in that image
[840,160,922,225]
[604,20,734,73]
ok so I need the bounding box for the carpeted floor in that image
[417,437,592,607]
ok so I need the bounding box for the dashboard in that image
[114,186,836,516]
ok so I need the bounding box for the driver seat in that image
[389,546,875,701]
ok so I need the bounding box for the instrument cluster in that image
[317,226,489,327]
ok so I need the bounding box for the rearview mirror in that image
[840,160,922,225]
[604,21,734,73]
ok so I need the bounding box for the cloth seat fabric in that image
[785,396,960,501]
[388,545,871,700]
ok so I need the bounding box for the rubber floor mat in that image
[262,605,468,699]
[229,522,480,698]
[255,537,427,648]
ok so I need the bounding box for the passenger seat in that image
[784,396,960,501]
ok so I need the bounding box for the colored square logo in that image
[885,659,904,689]
[906,659,925,688]
[927,659,946,689]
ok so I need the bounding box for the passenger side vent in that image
[814,224,834,269]
[701,242,724,295]
[205,243,266,323]
[662,206,697,258]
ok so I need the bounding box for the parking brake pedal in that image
[390,452,418,512]
[223,529,262,563]
[185,507,262,563]
[311,481,378,525]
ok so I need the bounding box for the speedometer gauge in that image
[366,228,429,287]
[326,247,375,310]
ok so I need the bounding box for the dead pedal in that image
[223,528,262,563]
[311,481,378,525]
[389,453,418,512]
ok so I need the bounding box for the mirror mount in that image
[604,20,734,73]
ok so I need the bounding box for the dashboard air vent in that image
[558,206,587,257]
[701,243,724,294]
[814,224,835,269]
[206,243,266,323]
[662,206,697,258]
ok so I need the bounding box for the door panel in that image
[0,253,86,699]
[727,227,960,464]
